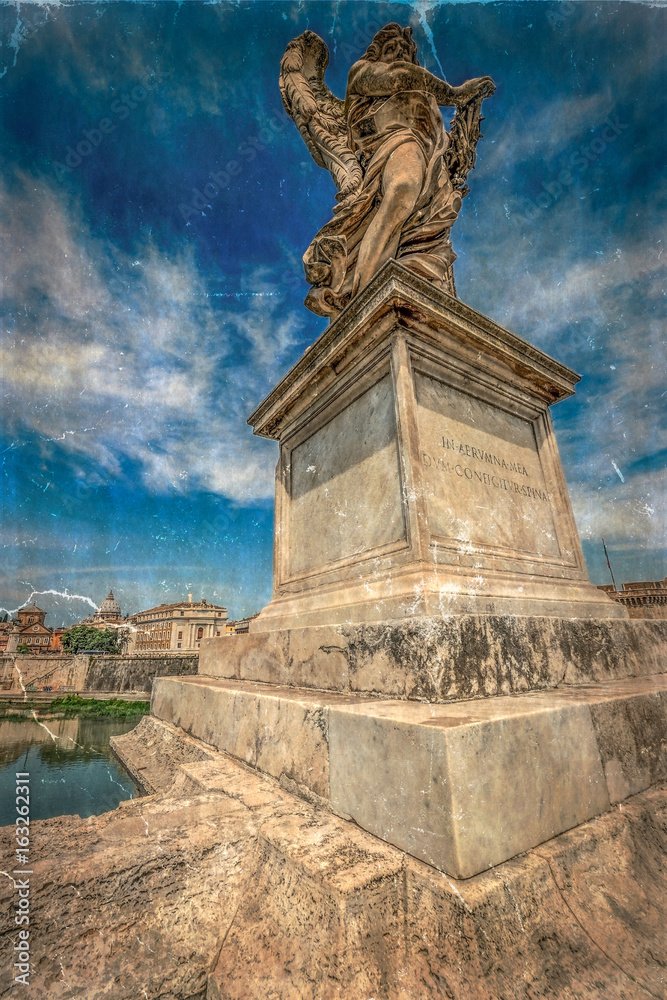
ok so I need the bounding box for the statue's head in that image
[364,24,419,66]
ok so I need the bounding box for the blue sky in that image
[0,0,664,626]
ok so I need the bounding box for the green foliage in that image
[15,643,31,654]
[60,625,126,654]
[49,695,150,718]
[0,696,150,721]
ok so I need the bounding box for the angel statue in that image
[280,23,495,319]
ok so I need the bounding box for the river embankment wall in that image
[0,653,198,694]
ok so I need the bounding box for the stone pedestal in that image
[147,264,667,879]
[249,261,624,630]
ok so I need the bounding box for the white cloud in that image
[481,90,618,177]
[458,217,665,559]
[0,173,303,501]
[570,467,665,553]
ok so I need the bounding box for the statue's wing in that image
[444,81,495,198]
[280,31,362,200]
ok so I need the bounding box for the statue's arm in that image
[347,59,494,107]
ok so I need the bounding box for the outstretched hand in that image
[454,76,496,104]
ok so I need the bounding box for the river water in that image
[0,717,141,826]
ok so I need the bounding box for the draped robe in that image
[303,89,462,318]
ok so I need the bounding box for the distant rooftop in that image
[128,598,228,617]
[597,577,667,615]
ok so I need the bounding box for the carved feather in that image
[444,87,493,198]
[279,31,362,199]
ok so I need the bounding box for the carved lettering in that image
[428,456,549,502]
[441,434,528,477]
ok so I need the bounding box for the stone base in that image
[200,614,667,703]
[187,614,667,878]
[252,566,627,631]
[151,672,667,878]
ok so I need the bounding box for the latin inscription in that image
[414,370,560,558]
[440,437,529,477]
[422,436,549,503]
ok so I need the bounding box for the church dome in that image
[97,590,121,619]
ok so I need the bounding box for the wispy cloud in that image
[458,165,665,565]
[482,90,618,177]
[0,172,303,502]
[570,467,665,555]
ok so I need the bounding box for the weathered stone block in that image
[152,676,336,799]
[589,689,667,802]
[51,713,667,1000]
[199,614,667,703]
[328,696,610,878]
[151,673,667,878]
[533,788,667,996]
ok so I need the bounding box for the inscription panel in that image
[288,375,405,578]
[414,371,561,559]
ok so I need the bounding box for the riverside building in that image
[126,596,228,653]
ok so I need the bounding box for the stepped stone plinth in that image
[152,672,667,878]
[151,262,667,880]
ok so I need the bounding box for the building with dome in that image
[71,589,129,650]
[78,589,124,627]
[0,590,230,655]
[1,603,53,653]
[93,590,123,624]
